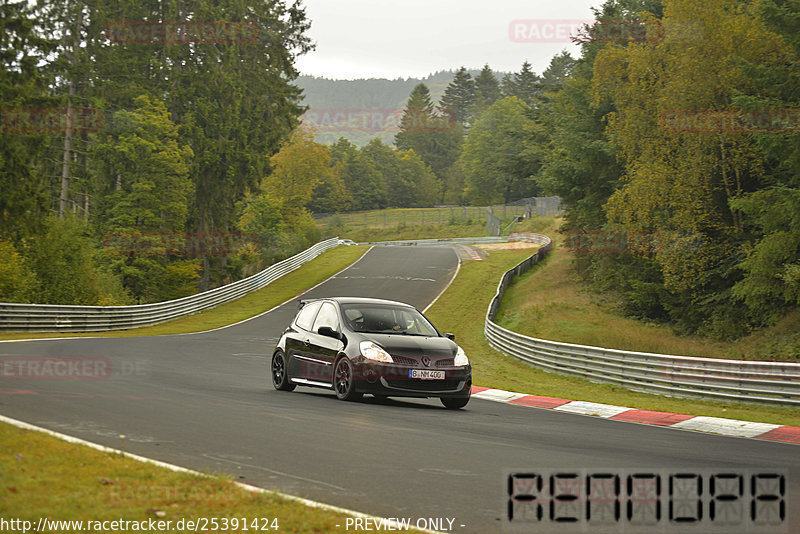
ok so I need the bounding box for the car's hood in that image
[362,334,456,359]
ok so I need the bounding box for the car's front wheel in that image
[334,357,362,401]
[441,396,469,409]
[271,351,295,391]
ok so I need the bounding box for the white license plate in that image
[410,369,445,380]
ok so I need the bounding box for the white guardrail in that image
[484,234,800,406]
[0,238,340,333]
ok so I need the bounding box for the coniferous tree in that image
[395,83,461,187]
[471,64,501,119]
[438,67,475,129]
[504,61,541,106]
[0,0,53,241]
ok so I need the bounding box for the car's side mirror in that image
[318,326,342,341]
[444,333,455,341]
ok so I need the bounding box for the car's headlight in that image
[454,345,469,367]
[360,341,393,363]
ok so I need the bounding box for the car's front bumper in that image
[353,361,472,398]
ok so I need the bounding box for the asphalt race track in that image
[2,245,799,533]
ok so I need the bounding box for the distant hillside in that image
[295,69,504,146]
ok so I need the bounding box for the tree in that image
[25,217,101,305]
[161,0,313,290]
[92,95,197,302]
[0,240,37,302]
[539,52,577,94]
[265,128,337,211]
[397,149,441,207]
[727,0,800,321]
[460,97,539,204]
[503,61,541,106]
[438,67,475,128]
[93,95,193,235]
[331,138,388,210]
[361,139,409,207]
[471,64,501,118]
[591,0,790,335]
[395,83,461,188]
[0,0,53,241]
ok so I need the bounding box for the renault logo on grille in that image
[421,356,432,367]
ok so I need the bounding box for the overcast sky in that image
[295,0,601,80]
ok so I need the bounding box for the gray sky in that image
[295,0,601,79]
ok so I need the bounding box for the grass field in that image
[495,228,800,363]
[316,203,533,232]
[323,211,557,244]
[0,422,420,533]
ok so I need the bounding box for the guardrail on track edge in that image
[483,234,800,407]
[0,238,340,333]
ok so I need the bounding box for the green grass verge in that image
[0,246,367,341]
[424,248,800,428]
[0,422,420,533]
[316,204,529,234]
[496,242,800,363]
[323,214,555,244]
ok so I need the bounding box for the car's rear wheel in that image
[334,357,362,401]
[441,396,469,409]
[271,351,295,391]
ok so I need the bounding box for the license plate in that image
[410,369,445,380]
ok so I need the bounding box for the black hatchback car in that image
[271,297,471,409]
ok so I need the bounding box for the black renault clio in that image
[271,297,471,409]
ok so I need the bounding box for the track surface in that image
[1,246,799,532]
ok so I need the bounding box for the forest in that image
[2,0,800,345]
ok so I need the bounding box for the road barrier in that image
[0,238,340,333]
[484,234,800,406]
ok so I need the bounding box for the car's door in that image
[285,301,321,380]
[307,301,343,385]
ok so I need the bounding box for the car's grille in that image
[384,379,462,392]
[389,356,454,367]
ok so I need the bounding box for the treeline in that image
[472,0,800,339]
[308,59,575,210]
[0,0,315,305]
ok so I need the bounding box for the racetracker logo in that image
[659,109,800,133]
[104,20,258,45]
[103,231,258,256]
[563,230,667,255]
[301,108,457,134]
[1,357,112,380]
[509,19,662,44]
[0,108,102,133]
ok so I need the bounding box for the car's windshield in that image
[341,304,439,337]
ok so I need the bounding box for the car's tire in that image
[271,351,295,391]
[441,396,469,409]
[334,357,362,401]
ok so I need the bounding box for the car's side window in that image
[294,301,322,332]
[312,302,339,332]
